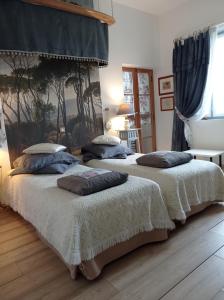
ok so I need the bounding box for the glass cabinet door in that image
[122,71,135,128]
[122,71,135,114]
[122,67,156,153]
[137,72,153,153]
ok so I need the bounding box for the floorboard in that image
[160,256,224,300]
[109,231,224,300]
[104,205,224,288]
[1,205,224,300]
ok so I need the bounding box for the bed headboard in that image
[0,55,104,166]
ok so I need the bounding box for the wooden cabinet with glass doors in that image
[122,67,156,153]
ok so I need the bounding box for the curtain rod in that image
[210,21,224,29]
[174,21,224,43]
[174,27,209,44]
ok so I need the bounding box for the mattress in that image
[86,154,224,221]
[4,164,174,272]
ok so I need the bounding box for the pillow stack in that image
[11,143,80,176]
[81,135,134,162]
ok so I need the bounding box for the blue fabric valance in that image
[0,0,108,66]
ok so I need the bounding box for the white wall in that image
[156,0,224,150]
[100,2,159,125]
[190,119,224,150]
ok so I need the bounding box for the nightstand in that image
[117,128,141,153]
[184,149,224,167]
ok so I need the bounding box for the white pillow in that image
[23,143,66,154]
[92,135,121,145]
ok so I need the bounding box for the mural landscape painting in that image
[0,56,103,164]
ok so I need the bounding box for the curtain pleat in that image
[172,31,210,151]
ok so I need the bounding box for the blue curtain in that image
[172,31,210,151]
[0,0,108,66]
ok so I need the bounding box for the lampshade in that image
[117,103,131,116]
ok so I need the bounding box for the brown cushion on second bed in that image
[57,168,128,195]
[136,151,193,168]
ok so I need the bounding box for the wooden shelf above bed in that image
[23,0,115,25]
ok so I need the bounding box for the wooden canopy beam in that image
[23,0,115,25]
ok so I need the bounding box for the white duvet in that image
[4,164,174,266]
[86,154,224,221]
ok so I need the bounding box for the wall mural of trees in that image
[0,55,104,165]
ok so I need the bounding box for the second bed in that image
[86,153,224,221]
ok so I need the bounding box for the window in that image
[208,30,224,118]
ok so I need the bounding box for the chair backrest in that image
[190,119,224,150]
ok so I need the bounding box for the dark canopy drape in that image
[172,31,210,151]
[0,0,108,66]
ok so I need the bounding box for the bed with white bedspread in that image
[4,164,174,279]
[86,154,224,221]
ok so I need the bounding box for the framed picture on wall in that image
[160,96,174,111]
[158,75,174,95]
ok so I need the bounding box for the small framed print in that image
[160,96,174,111]
[158,75,174,95]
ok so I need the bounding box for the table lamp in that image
[117,103,132,130]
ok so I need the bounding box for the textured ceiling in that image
[114,0,192,15]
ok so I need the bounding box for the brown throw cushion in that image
[136,151,193,168]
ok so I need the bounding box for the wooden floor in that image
[1,205,224,300]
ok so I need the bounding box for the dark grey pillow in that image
[34,163,78,174]
[82,152,128,162]
[81,143,133,161]
[57,168,128,195]
[13,152,79,171]
[10,162,79,176]
[136,151,193,168]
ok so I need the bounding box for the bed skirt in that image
[72,202,214,279]
[77,229,168,280]
[32,201,217,280]
[39,201,216,280]
[38,228,168,280]
[185,201,213,219]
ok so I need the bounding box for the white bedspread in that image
[4,164,174,266]
[86,154,224,221]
